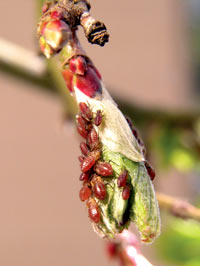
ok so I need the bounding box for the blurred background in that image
[0,0,200,265]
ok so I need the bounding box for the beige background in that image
[0,1,194,265]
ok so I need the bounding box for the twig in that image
[156,192,200,222]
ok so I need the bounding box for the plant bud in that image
[43,20,71,51]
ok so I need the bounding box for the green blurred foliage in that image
[156,217,200,266]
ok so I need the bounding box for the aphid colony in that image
[77,102,155,225]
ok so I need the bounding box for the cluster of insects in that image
[77,102,155,224]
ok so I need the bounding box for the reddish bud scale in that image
[62,68,73,92]
[93,181,106,200]
[69,56,87,75]
[80,171,90,182]
[117,170,128,187]
[79,186,92,201]
[80,142,90,156]
[122,185,130,200]
[88,201,101,223]
[79,102,92,120]
[75,67,102,98]
[77,125,88,138]
[94,162,113,176]
[94,110,103,126]
[81,156,96,172]
[145,162,156,181]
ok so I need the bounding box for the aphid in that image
[94,161,113,176]
[79,102,92,120]
[87,199,101,223]
[126,117,134,129]
[81,156,96,172]
[94,110,102,126]
[117,170,128,187]
[87,128,100,150]
[79,171,90,181]
[145,161,156,181]
[88,149,101,161]
[122,185,130,200]
[80,142,90,156]
[76,115,87,129]
[79,186,92,201]
[77,125,88,138]
[92,177,106,200]
[78,156,85,163]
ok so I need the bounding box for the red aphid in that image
[122,185,130,200]
[117,170,128,187]
[79,102,92,120]
[126,117,134,129]
[76,115,87,129]
[77,124,88,138]
[87,200,101,223]
[89,149,101,161]
[94,110,103,126]
[81,156,96,172]
[94,161,113,176]
[78,156,85,163]
[145,161,156,181]
[93,181,106,200]
[87,128,99,150]
[80,142,90,156]
[79,186,92,201]
[79,172,90,182]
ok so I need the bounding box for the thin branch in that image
[156,192,200,222]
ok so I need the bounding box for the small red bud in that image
[79,186,92,201]
[81,156,96,172]
[94,162,113,176]
[117,170,128,187]
[122,185,130,200]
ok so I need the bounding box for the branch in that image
[156,192,200,222]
